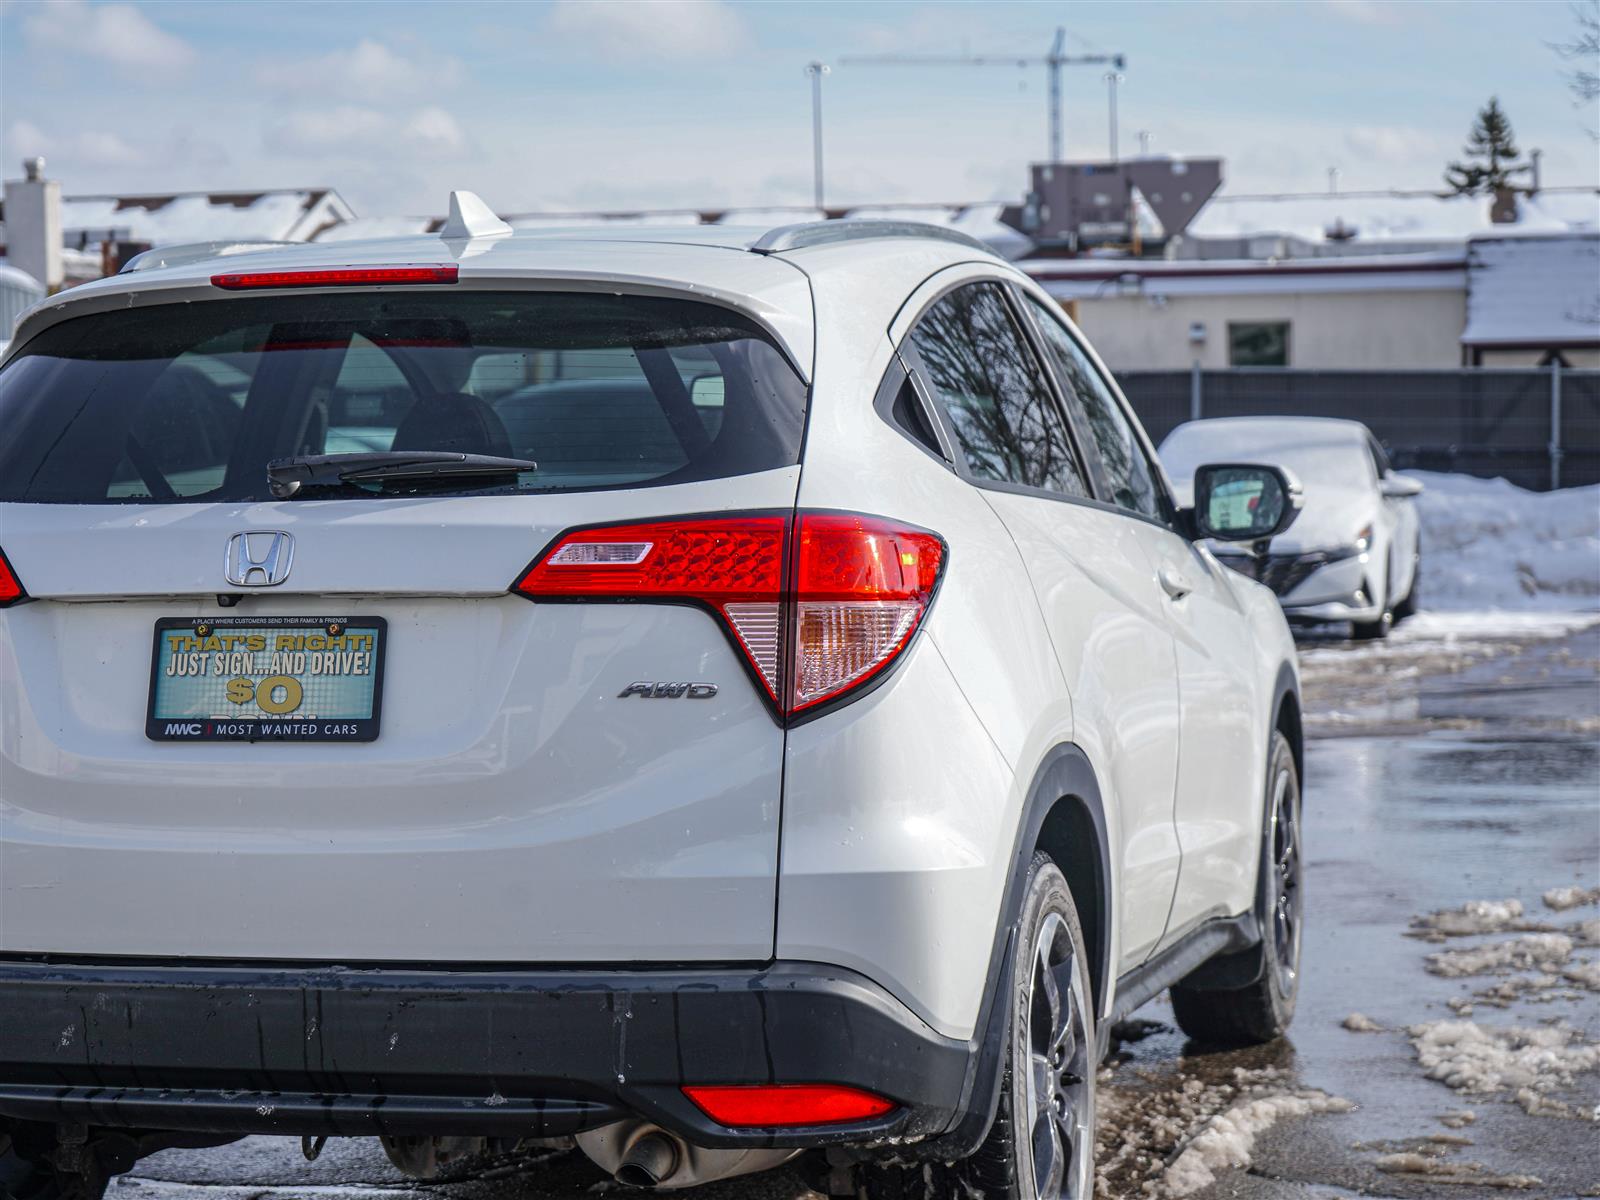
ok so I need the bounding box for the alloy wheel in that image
[1269,765,1303,990]
[1023,911,1094,1199]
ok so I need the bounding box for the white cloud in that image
[1345,125,1440,166]
[7,118,145,169]
[10,116,235,173]
[263,106,472,161]
[23,0,195,74]
[546,0,750,60]
[263,107,392,157]
[254,39,462,100]
[404,107,468,156]
[1322,0,1402,27]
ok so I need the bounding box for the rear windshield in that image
[0,291,807,503]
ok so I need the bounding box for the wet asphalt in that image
[119,616,1600,1200]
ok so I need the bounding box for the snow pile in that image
[1095,1063,1353,1197]
[1411,472,1600,611]
[1426,933,1573,977]
[1375,1149,1542,1189]
[1564,960,1600,990]
[1161,1090,1356,1197]
[1412,898,1527,938]
[1408,1019,1600,1101]
[1342,1012,1384,1032]
[1544,885,1600,911]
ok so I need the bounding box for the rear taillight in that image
[512,512,945,719]
[210,265,459,290]
[0,547,25,607]
[681,1083,896,1127]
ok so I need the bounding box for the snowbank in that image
[1411,471,1599,611]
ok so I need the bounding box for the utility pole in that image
[842,27,1126,163]
[804,61,830,209]
[1104,70,1125,161]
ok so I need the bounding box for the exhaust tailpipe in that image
[614,1131,681,1189]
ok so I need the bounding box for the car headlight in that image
[1324,525,1373,563]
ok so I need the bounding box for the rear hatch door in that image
[0,284,807,963]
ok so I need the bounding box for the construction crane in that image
[842,27,1126,164]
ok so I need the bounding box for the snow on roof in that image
[1462,233,1600,347]
[0,262,46,295]
[1189,189,1599,245]
[313,215,439,243]
[47,189,355,246]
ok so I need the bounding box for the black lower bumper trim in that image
[0,1085,618,1138]
[0,959,971,1148]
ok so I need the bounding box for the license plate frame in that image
[146,615,387,743]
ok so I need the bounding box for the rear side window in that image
[1023,295,1165,521]
[907,282,1088,499]
[0,291,806,503]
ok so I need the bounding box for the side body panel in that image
[977,492,1182,970]
[1139,532,1275,939]
[775,248,1080,1039]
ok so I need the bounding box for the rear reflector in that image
[0,547,25,607]
[682,1083,896,1127]
[512,512,944,718]
[211,265,459,290]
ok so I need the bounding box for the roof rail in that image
[750,219,993,256]
[120,241,300,274]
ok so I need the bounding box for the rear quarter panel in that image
[775,254,1087,1039]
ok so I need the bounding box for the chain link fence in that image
[1114,366,1600,491]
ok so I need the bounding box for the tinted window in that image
[1228,321,1290,367]
[1024,295,1165,520]
[908,283,1088,498]
[0,292,806,503]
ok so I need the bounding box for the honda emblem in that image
[224,531,294,587]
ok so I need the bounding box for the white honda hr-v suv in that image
[0,199,1306,1200]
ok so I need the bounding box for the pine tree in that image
[1444,98,1530,195]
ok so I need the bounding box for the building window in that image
[1228,322,1290,367]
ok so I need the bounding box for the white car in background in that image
[1160,417,1423,639]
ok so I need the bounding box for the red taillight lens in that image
[210,265,459,290]
[682,1083,896,1127]
[514,517,788,700]
[791,514,944,712]
[512,512,944,718]
[0,547,25,607]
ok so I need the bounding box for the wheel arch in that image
[916,742,1113,1161]
[1271,660,1303,782]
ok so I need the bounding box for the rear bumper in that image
[0,958,971,1149]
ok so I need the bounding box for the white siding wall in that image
[1059,286,1468,370]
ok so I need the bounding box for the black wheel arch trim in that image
[901,742,1113,1162]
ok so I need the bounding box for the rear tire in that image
[0,1138,103,1200]
[1170,733,1302,1046]
[857,853,1097,1199]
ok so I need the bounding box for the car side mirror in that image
[1380,472,1424,499]
[1190,463,1303,544]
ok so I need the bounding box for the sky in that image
[1,0,1595,219]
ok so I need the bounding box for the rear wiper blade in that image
[267,452,538,498]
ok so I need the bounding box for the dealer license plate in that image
[147,616,386,742]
